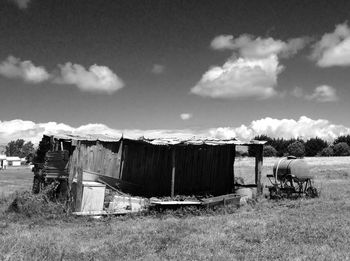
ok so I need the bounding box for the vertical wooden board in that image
[206,146,214,192]
[75,166,83,212]
[84,145,89,171]
[139,144,146,191]
[204,147,213,194]
[165,147,173,196]
[143,145,152,194]
[198,147,206,192]
[158,147,166,196]
[106,143,121,179]
[123,143,132,182]
[232,145,236,192]
[115,141,123,179]
[225,146,233,193]
[211,146,219,195]
[203,147,211,191]
[175,146,184,195]
[92,145,97,171]
[151,146,159,195]
[222,146,231,194]
[171,148,176,198]
[230,145,236,192]
[151,147,158,195]
[180,147,187,194]
[120,142,127,180]
[192,147,200,193]
[255,145,263,196]
[187,147,194,192]
[105,149,112,177]
[196,147,203,192]
[176,146,184,194]
[158,147,167,196]
[214,147,221,195]
[220,146,228,194]
[140,145,147,186]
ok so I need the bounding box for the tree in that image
[22,141,35,160]
[5,139,35,160]
[333,142,350,156]
[263,145,277,157]
[334,135,350,147]
[287,141,305,158]
[320,146,334,156]
[305,137,328,156]
[248,135,273,157]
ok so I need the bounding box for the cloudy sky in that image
[1,0,350,144]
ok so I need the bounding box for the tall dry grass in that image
[1,157,350,260]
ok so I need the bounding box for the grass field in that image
[0,167,33,197]
[1,157,350,260]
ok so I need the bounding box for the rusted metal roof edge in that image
[43,133,266,146]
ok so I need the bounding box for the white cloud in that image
[211,34,309,58]
[210,35,235,50]
[0,56,50,83]
[151,64,165,74]
[209,116,350,141]
[197,34,309,100]
[54,62,124,94]
[191,55,282,99]
[9,0,31,9]
[311,22,350,67]
[291,85,338,102]
[306,85,338,102]
[0,120,72,145]
[180,113,192,120]
[1,116,349,145]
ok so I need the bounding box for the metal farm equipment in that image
[267,156,318,199]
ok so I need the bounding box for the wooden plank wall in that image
[67,139,236,197]
[68,140,122,180]
[174,145,235,196]
[120,140,173,196]
[121,140,235,197]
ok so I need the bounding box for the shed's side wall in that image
[67,139,235,197]
[174,145,235,196]
[121,140,235,196]
[120,140,173,196]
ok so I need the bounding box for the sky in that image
[1,0,350,144]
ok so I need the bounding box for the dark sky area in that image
[0,0,350,143]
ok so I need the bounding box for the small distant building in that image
[0,155,7,169]
[6,156,21,167]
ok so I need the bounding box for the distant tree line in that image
[5,139,35,162]
[245,135,350,157]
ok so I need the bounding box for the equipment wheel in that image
[305,186,318,198]
[269,187,281,200]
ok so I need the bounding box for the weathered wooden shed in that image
[37,134,265,198]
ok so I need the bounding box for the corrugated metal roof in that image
[46,133,122,142]
[46,133,266,146]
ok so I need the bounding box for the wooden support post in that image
[171,148,176,198]
[118,140,124,179]
[75,141,83,212]
[254,145,263,196]
[232,145,236,193]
